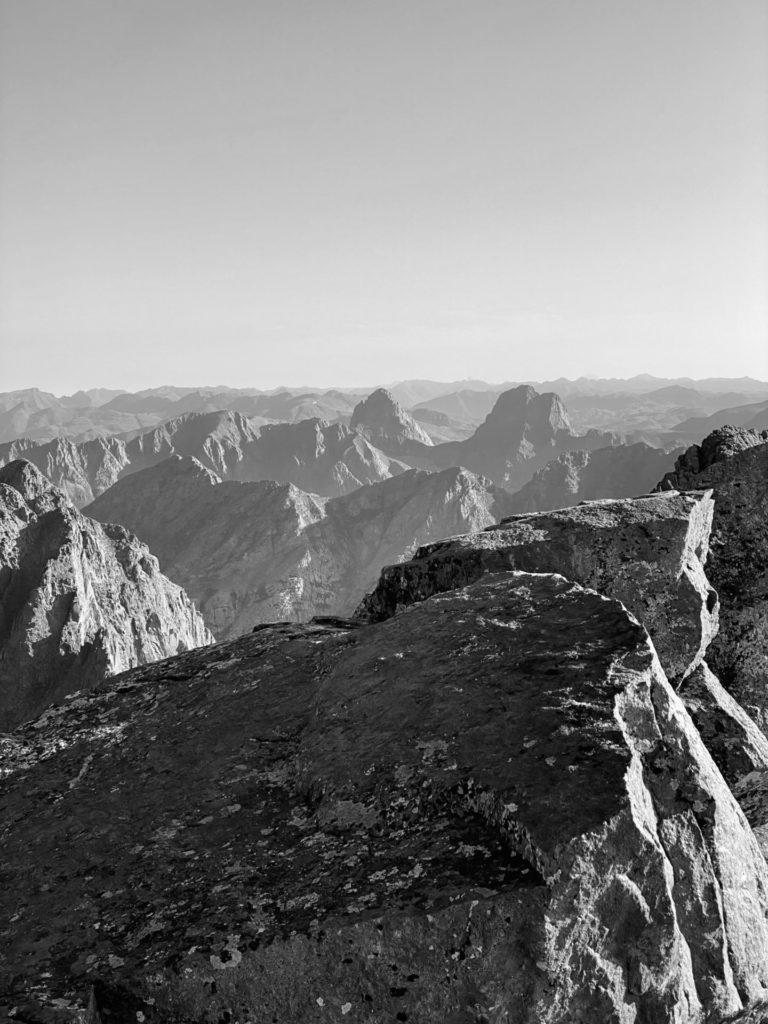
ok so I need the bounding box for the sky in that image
[1,0,766,393]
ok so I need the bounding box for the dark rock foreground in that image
[3,566,768,1022]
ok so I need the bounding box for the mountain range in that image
[85,456,515,637]
[3,375,766,444]
[0,385,621,504]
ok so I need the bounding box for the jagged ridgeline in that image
[0,461,213,730]
[0,385,627,506]
[5,457,768,1022]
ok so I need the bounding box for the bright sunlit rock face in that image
[0,460,213,730]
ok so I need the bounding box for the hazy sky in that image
[1,0,766,393]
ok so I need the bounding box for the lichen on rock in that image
[2,568,767,1022]
[358,489,718,685]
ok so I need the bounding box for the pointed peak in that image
[351,389,433,446]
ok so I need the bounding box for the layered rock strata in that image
[2,572,768,1022]
[0,460,212,730]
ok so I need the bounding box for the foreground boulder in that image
[0,460,212,730]
[360,490,717,684]
[657,428,768,730]
[2,571,768,1022]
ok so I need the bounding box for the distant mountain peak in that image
[351,388,433,447]
[477,385,572,440]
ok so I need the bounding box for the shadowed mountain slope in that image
[85,457,516,637]
[504,442,678,513]
[422,385,619,491]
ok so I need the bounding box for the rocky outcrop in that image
[0,460,212,730]
[656,428,768,731]
[657,425,768,483]
[360,490,717,685]
[85,457,516,638]
[2,570,768,1022]
[505,442,677,513]
[350,387,434,447]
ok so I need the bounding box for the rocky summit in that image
[4,566,768,1023]
[85,456,516,637]
[656,427,768,732]
[361,489,717,685]
[3,485,768,1022]
[0,460,212,730]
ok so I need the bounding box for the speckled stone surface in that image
[359,490,717,684]
[3,572,768,1023]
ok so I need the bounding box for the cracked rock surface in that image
[359,490,718,685]
[2,571,768,1023]
[680,662,768,789]
[656,428,768,731]
[0,460,212,730]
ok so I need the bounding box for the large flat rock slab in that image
[359,490,717,684]
[2,572,767,1023]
